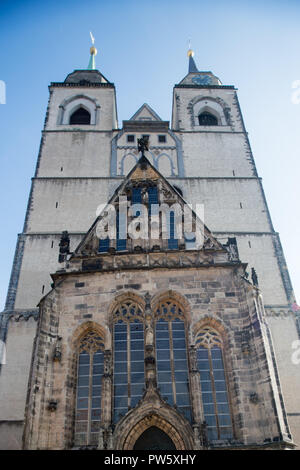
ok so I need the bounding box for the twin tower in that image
[0,49,299,450]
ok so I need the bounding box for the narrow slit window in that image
[167,211,178,250]
[116,211,127,251]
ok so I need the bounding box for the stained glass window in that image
[75,331,104,446]
[113,301,145,423]
[147,186,158,220]
[196,327,233,441]
[155,301,191,422]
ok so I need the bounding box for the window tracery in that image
[113,301,145,423]
[195,326,233,441]
[155,301,191,422]
[75,330,104,446]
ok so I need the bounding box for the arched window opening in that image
[70,107,91,125]
[113,301,145,423]
[75,331,104,447]
[198,112,218,126]
[133,426,176,450]
[155,301,191,422]
[195,326,233,441]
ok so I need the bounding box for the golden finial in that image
[187,39,194,57]
[90,31,97,56]
[88,32,97,69]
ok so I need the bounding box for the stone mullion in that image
[168,320,176,405]
[87,351,94,445]
[189,346,204,425]
[99,350,112,450]
[127,322,131,409]
[101,350,112,427]
[208,347,220,439]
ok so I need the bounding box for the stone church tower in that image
[0,45,299,450]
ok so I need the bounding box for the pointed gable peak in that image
[68,155,228,265]
[129,103,162,122]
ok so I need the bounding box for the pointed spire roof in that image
[177,47,222,86]
[187,49,199,73]
[59,34,113,86]
[67,154,227,262]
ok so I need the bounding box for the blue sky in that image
[0,0,299,309]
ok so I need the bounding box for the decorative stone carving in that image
[251,267,258,287]
[58,231,70,263]
[53,336,62,362]
[226,237,240,262]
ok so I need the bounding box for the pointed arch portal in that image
[133,426,176,450]
[121,414,187,450]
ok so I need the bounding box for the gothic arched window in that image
[198,112,218,126]
[155,301,191,422]
[70,107,91,125]
[75,331,104,447]
[113,301,145,423]
[195,326,233,441]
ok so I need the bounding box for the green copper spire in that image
[87,31,97,70]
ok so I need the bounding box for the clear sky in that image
[0,0,299,310]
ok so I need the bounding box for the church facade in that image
[0,48,299,450]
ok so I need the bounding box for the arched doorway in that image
[133,426,176,450]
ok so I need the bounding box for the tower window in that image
[198,112,218,126]
[127,135,135,143]
[70,107,91,125]
[158,135,166,143]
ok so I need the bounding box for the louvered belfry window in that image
[198,112,218,126]
[70,107,91,124]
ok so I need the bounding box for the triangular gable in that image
[129,103,162,122]
[71,156,225,261]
